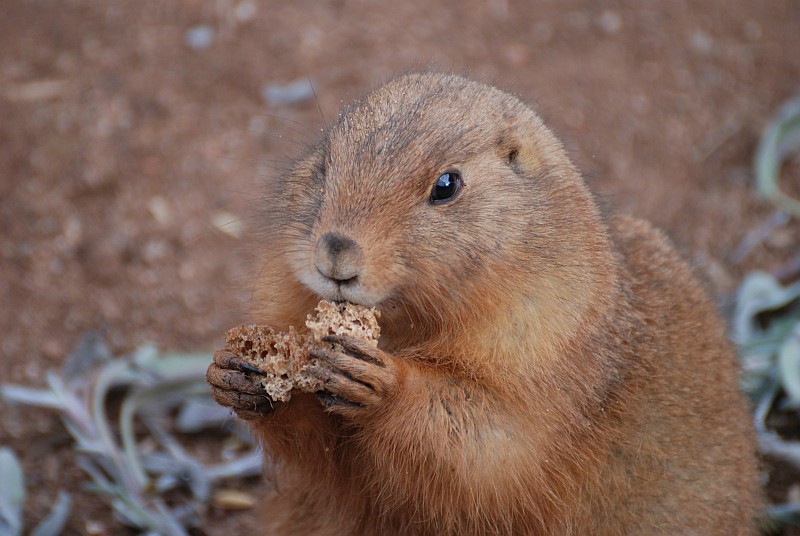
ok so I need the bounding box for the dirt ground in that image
[2,0,799,533]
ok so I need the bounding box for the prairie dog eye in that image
[430,171,463,204]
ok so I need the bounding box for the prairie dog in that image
[207,73,762,535]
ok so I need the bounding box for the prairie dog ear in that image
[496,131,521,167]
[496,117,565,174]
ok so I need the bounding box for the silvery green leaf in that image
[205,451,264,481]
[30,490,71,536]
[770,316,800,347]
[261,78,315,106]
[0,385,63,409]
[139,452,177,474]
[61,331,111,385]
[766,502,800,525]
[755,93,800,217]
[141,353,213,382]
[759,427,800,468]
[185,461,211,502]
[110,498,143,526]
[81,483,118,498]
[0,448,24,536]
[44,372,67,397]
[738,338,786,358]
[140,415,211,502]
[1,332,259,536]
[130,343,160,369]
[76,457,115,494]
[175,397,231,432]
[153,473,181,494]
[778,324,800,408]
[733,271,800,343]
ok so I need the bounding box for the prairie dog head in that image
[267,73,614,342]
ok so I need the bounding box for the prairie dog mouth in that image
[299,269,384,309]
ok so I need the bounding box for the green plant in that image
[1,333,261,536]
[755,93,800,218]
[735,90,800,527]
[0,447,70,536]
[734,271,800,525]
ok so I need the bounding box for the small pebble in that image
[85,520,106,535]
[532,22,553,43]
[598,10,622,34]
[743,19,762,41]
[211,210,244,238]
[143,239,169,262]
[63,215,83,248]
[235,0,257,22]
[147,195,172,226]
[689,29,713,54]
[766,228,795,249]
[213,489,257,510]
[185,25,215,50]
[788,483,800,504]
[2,79,70,102]
[42,339,64,359]
[503,43,529,66]
[262,78,315,106]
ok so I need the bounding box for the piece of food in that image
[305,300,381,345]
[224,301,380,402]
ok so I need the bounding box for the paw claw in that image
[316,391,363,410]
[320,335,385,367]
[213,349,263,374]
[206,363,264,395]
[207,350,279,418]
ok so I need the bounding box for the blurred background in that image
[1,0,799,533]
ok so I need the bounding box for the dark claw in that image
[306,347,332,362]
[320,335,385,367]
[215,351,263,374]
[316,391,364,409]
[211,385,277,416]
[307,353,376,392]
[208,350,280,419]
[234,359,262,374]
[206,364,264,395]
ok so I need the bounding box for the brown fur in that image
[228,74,762,534]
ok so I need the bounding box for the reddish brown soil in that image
[2,1,799,533]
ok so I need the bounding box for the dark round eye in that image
[429,171,463,204]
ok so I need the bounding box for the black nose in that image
[313,232,362,283]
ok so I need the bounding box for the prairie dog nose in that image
[313,232,362,283]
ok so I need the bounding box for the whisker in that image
[309,77,328,129]
[251,112,320,137]
[263,131,309,148]
[181,212,264,247]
